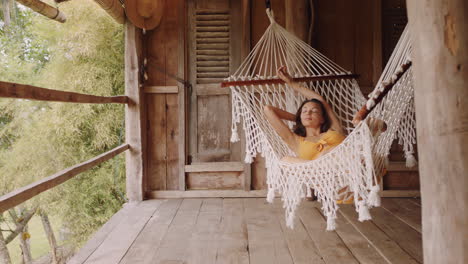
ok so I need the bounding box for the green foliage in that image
[0,0,126,247]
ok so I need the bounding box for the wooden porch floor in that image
[68,197,422,264]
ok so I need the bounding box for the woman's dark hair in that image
[293,99,331,137]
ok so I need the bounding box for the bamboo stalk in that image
[15,0,66,23]
[93,0,125,24]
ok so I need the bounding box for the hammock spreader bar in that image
[354,60,412,123]
[220,73,359,88]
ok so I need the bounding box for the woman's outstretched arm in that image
[264,105,297,151]
[277,66,345,135]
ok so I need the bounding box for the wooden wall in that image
[145,0,185,191]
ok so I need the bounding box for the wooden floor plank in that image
[150,198,203,263]
[186,198,223,264]
[380,198,422,233]
[298,202,359,264]
[68,204,133,264]
[244,198,294,264]
[216,199,249,264]
[272,200,325,264]
[339,205,418,264]
[84,200,163,264]
[119,199,183,264]
[71,198,422,264]
[333,210,388,264]
[369,206,423,263]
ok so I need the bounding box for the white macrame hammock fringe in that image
[227,9,416,230]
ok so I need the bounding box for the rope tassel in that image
[326,214,336,231]
[230,129,240,142]
[267,187,275,203]
[405,151,418,168]
[306,186,312,198]
[358,201,372,222]
[368,185,381,207]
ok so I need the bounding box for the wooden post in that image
[178,0,186,191]
[125,22,145,202]
[406,1,468,263]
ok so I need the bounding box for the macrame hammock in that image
[223,9,416,230]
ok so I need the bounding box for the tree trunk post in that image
[40,211,58,264]
[406,1,468,263]
[2,0,11,26]
[125,22,145,202]
[0,228,12,264]
[19,224,32,264]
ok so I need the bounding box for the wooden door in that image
[187,0,250,190]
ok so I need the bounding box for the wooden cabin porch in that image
[69,197,422,264]
[1,0,466,263]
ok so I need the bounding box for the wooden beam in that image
[143,86,178,94]
[147,190,271,199]
[407,1,468,263]
[0,144,129,213]
[15,0,66,23]
[178,0,186,191]
[387,162,419,172]
[0,81,128,104]
[125,22,145,202]
[196,84,230,96]
[147,190,420,199]
[380,190,420,198]
[185,162,244,173]
[93,0,125,24]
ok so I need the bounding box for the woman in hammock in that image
[264,66,352,203]
[264,66,346,162]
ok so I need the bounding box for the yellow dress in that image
[296,130,351,203]
[296,130,345,160]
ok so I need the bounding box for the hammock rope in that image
[225,11,416,230]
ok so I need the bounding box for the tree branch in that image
[4,206,37,244]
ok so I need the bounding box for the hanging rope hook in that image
[265,0,275,24]
[265,6,276,24]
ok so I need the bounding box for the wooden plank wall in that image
[146,0,185,191]
[312,0,381,94]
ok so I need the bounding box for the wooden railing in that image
[0,81,128,104]
[0,81,130,213]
